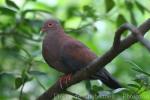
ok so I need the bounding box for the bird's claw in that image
[59,74,72,89]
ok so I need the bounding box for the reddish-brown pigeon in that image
[41,19,121,89]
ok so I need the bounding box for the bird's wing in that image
[60,40,122,89]
[60,41,97,73]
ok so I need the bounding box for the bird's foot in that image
[59,74,72,89]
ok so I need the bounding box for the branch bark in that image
[37,18,150,100]
[113,23,150,52]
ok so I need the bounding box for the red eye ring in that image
[48,23,52,27]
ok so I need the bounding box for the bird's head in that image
[41,19,62,34]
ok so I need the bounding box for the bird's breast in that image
[42,41,59,63]
[42,37,69,71]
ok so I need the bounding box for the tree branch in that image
[113,23,150,52]
[37,18,150,100]
[137,36,150,52]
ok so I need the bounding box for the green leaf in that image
[105,0,115,12]
[113,88,126,94]
[91,85,103,94]
[28,70,47,76]
[127,60,143,70]
[135,1,145,14]
[99,90,111,96]
[15,71,33,89]
[128,84,140,89]
[0,6,16,16]
[1,36,6,47]
[83,5,97,19]
[134,74,149,86]
[0,72,15,78]
[132,68,150,77]
[15,77,23,89]
[18,46,32,58]
[125,0,133,9]
[67,6,78,18]
[117,14,127,27]
[85,81,92,93]
[83,5,91,11]
[22,9,51,17]
[22,71,29,82]
[5,0,19,10]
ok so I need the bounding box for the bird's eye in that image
[48,23,52,27]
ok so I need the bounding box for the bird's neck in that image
[44,29,68,46]
[48,29,65,38]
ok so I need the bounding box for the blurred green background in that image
[0,0,150,100]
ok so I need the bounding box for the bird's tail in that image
[92,69,122,89]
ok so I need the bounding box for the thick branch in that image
[37,18,150,100]
[137,36,150,52]
[132,30,150,52]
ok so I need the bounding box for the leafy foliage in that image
[0,0,150,100]
[105,0,115,12]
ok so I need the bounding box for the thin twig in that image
[133,33,150,52]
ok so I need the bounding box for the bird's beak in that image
[40,27,44,36]
[39,30,43,36]
[41,27,46,32]
[40,27,45,36]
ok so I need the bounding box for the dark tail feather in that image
[92,69,122,89]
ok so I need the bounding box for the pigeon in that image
[41,19,121,89]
